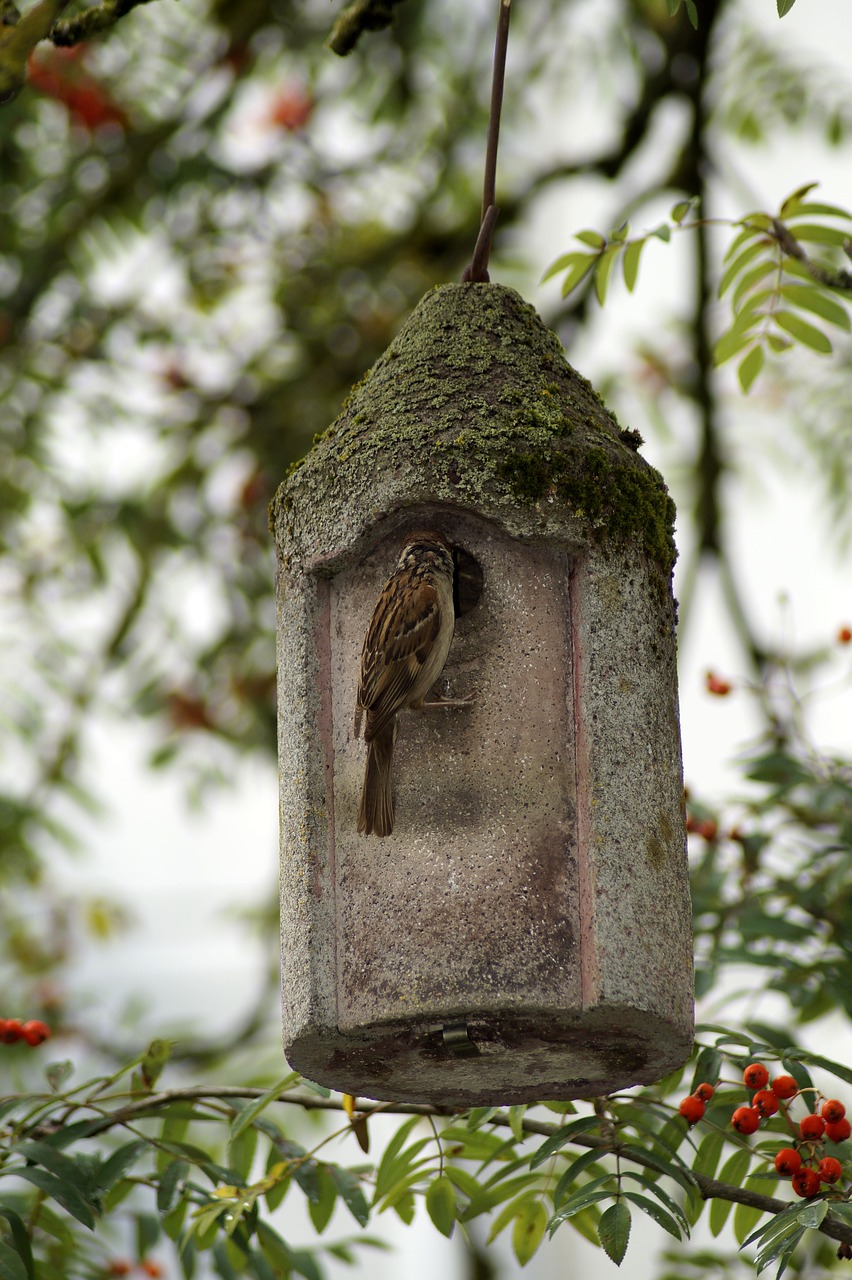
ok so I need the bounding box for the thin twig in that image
[463,0,511,282]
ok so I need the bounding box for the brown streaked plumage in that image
[355,530,456,836]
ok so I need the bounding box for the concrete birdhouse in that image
[271,282,693,1106]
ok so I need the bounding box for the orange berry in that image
[679,1096,706,1124]
[837,626,852,645]
[22,1020,50,1046]
[753,1089,779,1117]
[826,1117,852,1143]
[694,1082,715,1102]
[800,1114,826,1141]
[818,1156,843,1184]
[140,1262,163,1278]
[107,1264,132,1278]
[0,1019,24,1044]
[774,1148,802,1176]
[772,1074,799,1100]
[791,1167,821,1198]
[743,1062,769,1090]
[731,1106,760,1134]
[705,671,732,696]
[822,1099,847,1124]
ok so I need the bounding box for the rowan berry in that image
[0,1019,24,1044]
[800,1114,827,1141]
[818,1157,843,1185]
[705,671,732,696]
[679,1096,706,1124]
[140,1261,163,1278]
[837,626,852,645]
[753,1089,779,1118]
[106,1263,131,1277]
[822,1100,847,1124]
[694,1083,715,1102]
[743,1062,769,1090]
[774,1148,802,1176]
[825,1118,852,1143]
[22,1020,50,1046]
[731,1106,760,1134]
[791,1168,821,1198]
[772,1075,799,1100]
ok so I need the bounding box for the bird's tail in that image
[358,724,396,836]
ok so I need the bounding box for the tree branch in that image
[13,1087,852,1248]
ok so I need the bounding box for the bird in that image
[354,530,457,837]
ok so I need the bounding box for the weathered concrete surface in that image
[272,282,693,1105]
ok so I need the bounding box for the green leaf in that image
[330,1166,370,1228]
[426,1175,455,1238]
[508,1106,526,1142]
[783,223,850,247]
[738,344,764,393]
[157,1160,189,1214]
[45,1060,74,1092]
[595,246,620,306]
[776,0,797,15]
[796,1051,852,1087]
[256,1221,292,1270]
[512,1199,547,1266]
[622,239,646,293]
[9,1167,96,1231]
[796,1200,828,1230]
[784,201,852,221]
[373,1116,422,1201]
[560,254,598,299]
[781,284,851,330]
[670,200,693,224]
[775,310,833,353]
[611,222,629,243]
[650,223,671,242]
[553,1149,608,1207]
[548,1178,616,1233]
[229,1076,298,1144]
[690,1047,723,1096]
[733,1198,766,1245]
[622,1192,681,1240]
[96,1141,147,1192]
[308,1167,337,1234]
[227,1126,257,1184]
[0,1208,34,1280]
[576,229,606,248]
[709,1150,750,1236]
[714,321,756,367]
[719,240,769,297]
[0,1243,28,1280]
[530,1117,601,1168]
[598,1201,631,1264]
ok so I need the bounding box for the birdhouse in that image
[271,282,693,1106]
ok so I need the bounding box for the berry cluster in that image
[0,1018,51,1046]
[106,1261,162,1278]
[679,1061,850,1200]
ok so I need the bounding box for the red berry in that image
[822,1099,847,1124]
[791,1168,822,1198]
[731,1106,760,1134]
[774,1148,802,1176]
[694,1082,715,1102]
[0,1019,24,1044]
[107,1264,132,1278]
[753,1089,779,1117]
[800,1114,827,1141]
[679,1096,706,1124]
[743,1062,769,1090]
[818,1157,843,1185]
[705,671,732,696]
[826,1118,852,1143]
[140,1261,163,1278]
[772,1075,799,1100]
[22,1020,50,1047]
[838,626,852,645]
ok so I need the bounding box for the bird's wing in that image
[357,577,443,742]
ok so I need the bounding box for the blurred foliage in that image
[0,0,851,1276]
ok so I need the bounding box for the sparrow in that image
[355,530,456,837]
